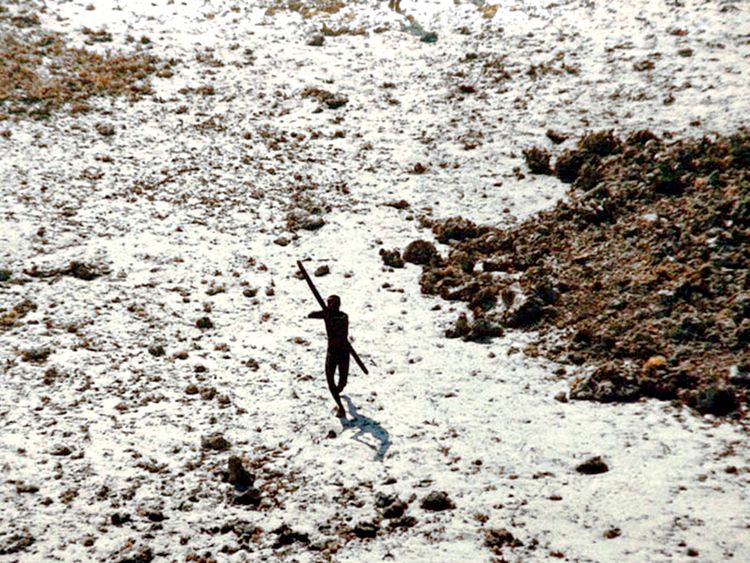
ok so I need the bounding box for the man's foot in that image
[335,407,346,418]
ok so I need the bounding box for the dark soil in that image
[411,128,750,416]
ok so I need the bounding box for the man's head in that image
[327,294,341,311]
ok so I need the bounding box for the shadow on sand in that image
[341,396,391,462]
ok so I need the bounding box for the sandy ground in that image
[1,0,749,561]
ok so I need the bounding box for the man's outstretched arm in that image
[307,310,326,319]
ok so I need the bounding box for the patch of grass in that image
[0,32,164,120]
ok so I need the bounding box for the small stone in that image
[554,391,568,403]
[201,433,231,451]
[603,527,621,539]
[274,237,290,247]
[420,490,455,511]
[374,492,397,508]
[388,515,417,529]
[382,500,407,519]
[300,216,325,231]
[384,199,410,210]
[576,456,609,475]
[111,513,131,526]
[379,248,404,268]
[15,483,39,494]
[146,510,165,522]
[420,32,438,43]
[243,287,259,298]
[95,123,116,136]
[307,34,325,46]
[314,265,330,277]
[196,316,213,329]
[50,445,72,456]
[148,344,166,357]
[353,521,379,539]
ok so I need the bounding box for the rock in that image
[50,445,72,456]
[95,122,116,136]
[201,433,231,451]
[67,261,109,280]
[546,129,568,144]
[148,344,165,357]
[420,32,438,43]
[15,483,39,494]
[434,216,482,243]
[196,316,213,329]
[403,240,439,265]
[420,490,455,511]
[314,265,330,277]
[274,237,290,246]
[388,515,417,529]
[233,487,261,507]
[243,287,259,298]
[300,215,325,231]
[505,297,544,328]
[445,313,470,339]
[379,248,405,268]
[111,513,131,526]
[307,34,325,46]
[382,500,407,519]
[228,456,253,492]
[21,347,51,363]
[603,527,621,539]
[687,384,738,415]
[301,87,348,110]
[145,510,165,522]
[554,391,568,403]
[485,528,522,553]
[384,199,410,210]
[273,524,309,548]
[0,268,12,282]
[466,317,503,340]
[185,384,199,395]
[200,386,217,400]
[374,492,398,508]
[354,521,379,539]
[575,456,609,475]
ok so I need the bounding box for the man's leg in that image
[336,350,350,393]
[326,351,346,417]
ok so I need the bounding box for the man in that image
[307,294,350,418]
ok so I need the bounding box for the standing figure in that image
[308,295,350,417]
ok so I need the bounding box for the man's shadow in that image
[341,396,391,462]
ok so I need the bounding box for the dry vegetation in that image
[0,28,164,120]
[265,0,344,19]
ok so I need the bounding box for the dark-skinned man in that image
[307,294,350,418]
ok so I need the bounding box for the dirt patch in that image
[0,30,165,120]
[410,129,750,415]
